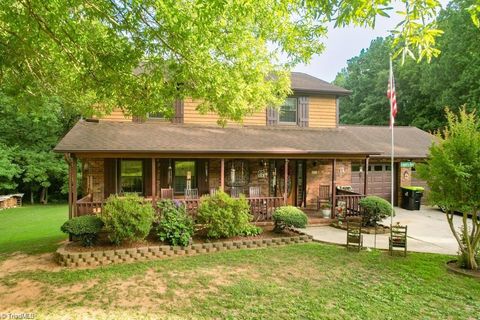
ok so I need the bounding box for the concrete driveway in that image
[302,206,463,255]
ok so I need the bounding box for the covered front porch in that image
[67,155,371,223]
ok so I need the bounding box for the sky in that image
[293,0,448,82]
[292,16,403,83]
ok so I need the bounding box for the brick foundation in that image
[56,231,313,268]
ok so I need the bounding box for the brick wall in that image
[305,159,352,209]
[82,159,104,201]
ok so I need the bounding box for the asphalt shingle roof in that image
[55,121,435,159]
[290,72,351,95]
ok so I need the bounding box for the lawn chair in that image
[160,188,174,199]
[184,188,199,200]
[389,224,407,256]
[346,219,363,251]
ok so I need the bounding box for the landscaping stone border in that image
[446,260,480,279]
[55,231,313,268]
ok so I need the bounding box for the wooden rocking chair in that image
[389,224,408,256]
[346,219,363,251]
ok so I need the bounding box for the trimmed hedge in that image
[99,194,155,245]
[359,196,394,226]
[273,206,308,232]
[61,215,104,247]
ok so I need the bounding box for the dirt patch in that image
[331,222,390,234]
[446,260,480,279]
[0,253,62,276]
[0,279,44,309]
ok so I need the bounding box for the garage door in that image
[351,163,393,201]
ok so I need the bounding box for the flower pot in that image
[321,209,331,218]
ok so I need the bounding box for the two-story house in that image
[55,72,434,221]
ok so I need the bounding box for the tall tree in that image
[417,109,480,270]
[0,0,454,123]
[335,0,480,131]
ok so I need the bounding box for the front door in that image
[296,160,306,207]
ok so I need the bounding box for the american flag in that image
[387,58,397,128]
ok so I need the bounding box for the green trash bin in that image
[401,186,424,210]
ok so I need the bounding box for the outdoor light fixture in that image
[313,161,318,167]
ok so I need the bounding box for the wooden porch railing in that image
[334,188,365,218]
[75,196,284,222]
[76,194,103,216]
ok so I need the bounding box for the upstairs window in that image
[148,111,166,119]
[279,98,297,124]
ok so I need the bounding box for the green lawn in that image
[0,205,479,319]
[0,204,68,258]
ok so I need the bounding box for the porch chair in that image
[230,187,243,198]
[249,186,261,198]
[184,188,199,200]
[346,219,363,251]
[317,184,331,210]
[160,188,174,199]
[389,223,408,256]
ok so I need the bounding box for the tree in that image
[0,92,76,202]
[0,0,467,123]
[0,145,21,193]
[417,108,480,270]
[335,0,480,132]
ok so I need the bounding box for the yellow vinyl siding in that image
[183,98,266,126]
[98,108,132,122]
[309,95,337,128]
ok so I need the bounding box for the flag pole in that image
[389,55,394,228]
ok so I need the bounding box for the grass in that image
[1,243,479,319]
[0,205,479,319]
[0,204,68,259]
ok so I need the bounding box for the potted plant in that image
[320,202,332,218]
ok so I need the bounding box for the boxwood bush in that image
[359,196,394,226]
[273,206,308,232]
[155,199,194,246]
[197,191,261,239]
[99,194,155,245]
[60,215,104,247]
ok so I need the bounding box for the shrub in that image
[197,191,258,239]
[273,206,308,232]
[359,196,394,226]
[60,215,104,247]
[99,194,155,245]
[155,199,194,246]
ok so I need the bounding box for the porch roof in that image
[54,121,435,159]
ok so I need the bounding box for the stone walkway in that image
[302,206,463,255]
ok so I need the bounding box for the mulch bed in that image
[65,226,297,253]
[446,260,480,279]
[331,221,390,234]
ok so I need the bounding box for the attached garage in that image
[351,162,394,201]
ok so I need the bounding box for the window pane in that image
[121,160,143,194]
[279,98,297,123]
[374,165,383,171]
[174,161,196,193]
[351,164,361,172]
[149,111,165,119]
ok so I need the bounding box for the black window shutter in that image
[266,107,279,126]
[298,97,309,127]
